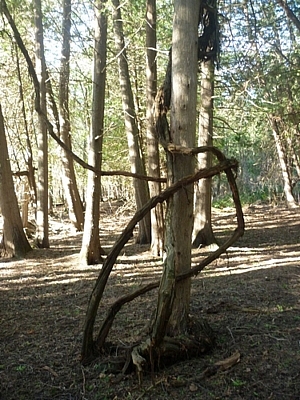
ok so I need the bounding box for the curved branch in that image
[81,156,242,362]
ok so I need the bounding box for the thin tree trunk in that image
[112,0,151,244]
[15,44,37,205]
[270,116,297,208]
[80,0,107,265]
[193,59,216,248]
[34,0,49,248]
[146,0,164,256]
[59,0,84,231]
[0,104,32,258]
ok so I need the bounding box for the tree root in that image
[131,317,215,379]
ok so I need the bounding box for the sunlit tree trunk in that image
[80,0,107,265]
[152,0,200,339]
[59,0,84,231]
[193,59,216,248]
[193,1,218,248]
[34,0,49,248]
[146,0,164,255]
[0,104,32,258]
[270,116,297,208]
[112,0,151,244]
[15,44,37,206]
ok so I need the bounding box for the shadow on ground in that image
[0,205,299,399]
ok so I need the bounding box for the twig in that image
[227,326,235,343]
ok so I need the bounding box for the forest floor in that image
[0,202,300,400]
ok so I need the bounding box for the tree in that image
[59,0,85,231]
[78,0,244,369]
[80,0,107,265]
[112,0,151,244]
[34,0,49,248]
[0,103,32,258]
[146,0,164,255]
[193,1,219,248]
[152,0,200,337]
[270,115,298,208]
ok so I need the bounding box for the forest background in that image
[1,0,300,222]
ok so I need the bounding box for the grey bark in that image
[80,0,107,264]
[193,59,216,248]
[112,0,151,244]
[146,0,164,255]
[152,0,200,338]
[34,0,49,248]
[59,0,84,231]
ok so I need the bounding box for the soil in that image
[0,203,299,400]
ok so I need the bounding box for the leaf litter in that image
[0,203,300,399]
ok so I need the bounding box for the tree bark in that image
[193,59,216,248]
[152,0,200,339]
[34,0,49,248]
[80,0,107,265]
[112,0,151,244]
[146,0,164,256]
[15,44,37,206]
[0,104,32,258]
[270,116,298,208]
[59,0,84,231]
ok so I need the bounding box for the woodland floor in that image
[0,202,300,400]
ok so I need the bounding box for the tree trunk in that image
[34,0,49,248]
[0,104,32,258]
[59,0,84,231]
[270,116,298,208]
[146,0,164,256]
[112,0,151,244]
[15,44,37,205]
[80,0,107,265]
[152,0,200,339]
[193,59,216,248]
